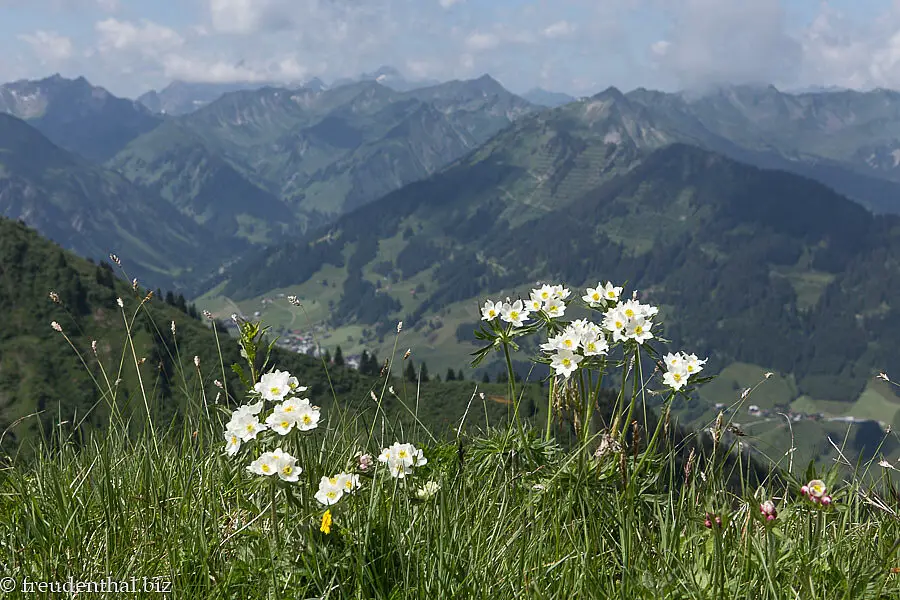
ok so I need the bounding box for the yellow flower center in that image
[510,311,519,320]
[592,293,600,301]
[625,309,634,318]
[261,464,271,473]
[608,291,616,297]
[562,358,571,367]
[564,339,573,348]
[302,415,312,424]
[673,373,682,382]
[635,325,644,334]
[282,466,293,475]
[270,387,281,396]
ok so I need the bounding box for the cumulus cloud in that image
[18,30,74,63]
[15,0,900,100]
[208,0,294,35]
[0,0,117,9]
[161,54,308,83]
[464,32,500,52]
[94,18,184,57]
[542,21,575,39]
[650,0,803,89]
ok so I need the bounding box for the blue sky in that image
[0,0,897,98]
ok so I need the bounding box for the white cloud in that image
[0,0,117,9]
[18,30,74,63]
[439,0,463,8]
[542,21,575,39]
[161,54,308,83]
[208,0,295,34]
[464,32,500,52]
[95,18,184,57]
[650,40,670,57]
[650,0,802,89]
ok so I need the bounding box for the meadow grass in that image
[2,282,900,599]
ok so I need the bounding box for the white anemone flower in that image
[684,353,707,375]
[379,442,427,478]
[580,333,609,356]
[550,349,583,378]
[625,317,654,344]
[224,430,241,456]
[287,375,307,393]
[248,452,280,477]
[534,285,555,302]
[601,282,622,302]
[315,476,345,505]
[336,472,361,494]
[526,293,544,312]
[500,300,530,327]
[295,404,321,431]
[551,285,570,300]
[663,368,689,391]
[278,396,310,420]
[265,408,295,435]
[582,285,605,307]
[254,370,293,402]
[274,450,301,482]
[481,300,502,321]
[543,298,566,318]
[230,413,267,442]
[662,351,705,390]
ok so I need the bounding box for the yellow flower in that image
[320,509,332,535]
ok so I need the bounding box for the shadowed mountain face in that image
[109,76,536,239]
[0,75,162,162]
[0,114,240,291]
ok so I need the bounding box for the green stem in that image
[502,337,525,445]
[544,376,556,442]
[633,392,675,479]
[620,346,642,442]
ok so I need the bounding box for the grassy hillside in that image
[0,217,533,454]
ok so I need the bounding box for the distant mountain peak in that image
[592,86,627,102]
[522,87,576,107]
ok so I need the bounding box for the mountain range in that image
[0,113,238,289]
[0,74,161,162]
[7,71,900,450]
[136,66,440,117]
[110,74,535,238]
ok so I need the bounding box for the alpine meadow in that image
[5,1,900,597]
